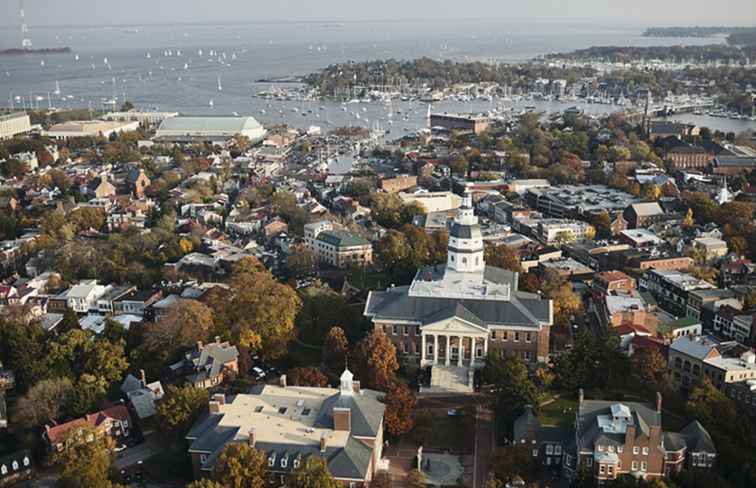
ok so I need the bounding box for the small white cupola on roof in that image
[339,368,354,396]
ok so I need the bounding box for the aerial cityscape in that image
[0,1,756,488]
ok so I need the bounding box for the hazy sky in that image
[2,0,755,26]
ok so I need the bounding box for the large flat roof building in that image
[43,120,140,140]
[154,116,266,144]
[0,112,32,140]
[187,370,385,485]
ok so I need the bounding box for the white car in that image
[252,367,267,379]
[114,444,128,453]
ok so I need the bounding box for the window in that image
[555,446,562,455]
[642,447,649,456]
[514,332,520,342]
[526,332,532,343]
[0,466,6,475]
[462,257,467,264]
[586,457,593,467]
[617,446,623,453]
[254,405,263,413]
[302,408,311,416]
[608,445,614,453]
[633,446,639,455]
[491,330,497,340]
[641,461,647,471]
[200,454,208,465]
[278,407,288,414]
[607,466,614,475]
[598,445,604,452]
[280,457,288,468]
[404,325,409,336]
[546,445,554,455]
[502,331,509,342]
[532,449,538,457]
[599,465,606,474]
[23,457,29,467]
[392,325,398,335]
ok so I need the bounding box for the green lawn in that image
[539,397,577,428]
[427,414,474,452]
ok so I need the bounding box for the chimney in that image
[208,400,221,414]
[333,407,352,432]
[656,392,663,414]
[212,393,226,405]
[320,433,327,453]
[139,369,147,387]
[248,428,256,448]
[352,380,360,394]
[578,388,584,408]
[196,340,204,351]
[279,375,287,388]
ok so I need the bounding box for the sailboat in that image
[209,99,214,107]
[146,52,151,59]
[40,60,45,67]
[217,75,223,92]
[74,53,80,62]
[53,81,61,96]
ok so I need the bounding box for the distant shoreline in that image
[0,47,72,56]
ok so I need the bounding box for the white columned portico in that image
[433,335,438,364]
[445,335,451,366]
[457,336,463,367]
[421,333,427,363]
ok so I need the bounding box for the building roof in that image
[681,421,716,454]
[157,116,263,134]
[187,381,384,481]
[629,202,664,217]
[669,335,721,360]
[0,450,31,481]
[316,230,370,248]
[45,405,131,445]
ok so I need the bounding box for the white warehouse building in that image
[154,116,267,144]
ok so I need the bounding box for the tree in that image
[682,208,695,228]
[289,367,329,387]
[211,265,301,358]
[323,326,349,373]
[13,377,75,429]
[640,184,662,202]
[54,425,121,488]
[584,225,597,241]
[484,244,523,272]
[287,244,317,278]
[383,381,417,437]
[632,348,667,386]
[484,355,541,439]
[540,270,582,327]
[354,328,399,390]
[405,469,426,488]
[297,283,348,345]
[212,443,268,488]
[491,445,540,485]
[288,456,339,488]
[156,385,209,439]
[144,299,214,359]
[188,481,227,488]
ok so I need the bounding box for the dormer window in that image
[23,457,29,467]
[1,465,6,475]
[11,461,17,471]
[254,406,264,413]
[302,408,312,416]
[278,407,288,414]
[280,456,288,468]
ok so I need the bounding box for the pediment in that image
[421,317,488,335]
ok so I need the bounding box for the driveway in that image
[114,434,161,470]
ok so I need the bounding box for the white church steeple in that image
[446,192,485,273]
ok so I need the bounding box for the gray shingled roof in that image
[681,421,716,454]
[365,288,551,329]
[315,392,386,438]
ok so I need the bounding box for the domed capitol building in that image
[364,193,553,391]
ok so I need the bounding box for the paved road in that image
[417,393,495,488]
[114,435,161,470]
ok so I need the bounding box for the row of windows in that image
[491,330,532,343]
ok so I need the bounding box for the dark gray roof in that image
[314,392,386,438]
[513,406,540,442]
[577,400,661,448]
[365,286,551,329]
[0,449,31,481]
[716,156,756,167]
[681,421,716,454]
[449,222,479,239]
[663,432,687,452]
